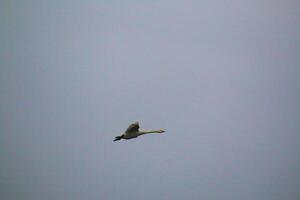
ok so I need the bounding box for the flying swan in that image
[114,121,165,141]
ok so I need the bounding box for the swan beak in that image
[158,130,165,133]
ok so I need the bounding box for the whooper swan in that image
[114,121,165,141]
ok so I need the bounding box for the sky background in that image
[1,1,300,200]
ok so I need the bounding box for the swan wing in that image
[125,121,139,133]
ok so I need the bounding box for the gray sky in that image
[1,1,300,200]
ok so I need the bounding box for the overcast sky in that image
[1,1,300,200]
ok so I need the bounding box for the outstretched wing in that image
[125,121,139,133]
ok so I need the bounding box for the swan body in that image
[114,122,165,141]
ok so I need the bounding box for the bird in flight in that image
[114,121,165,141]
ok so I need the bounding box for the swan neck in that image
[139,130,160,135]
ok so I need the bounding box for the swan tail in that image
[113,135,123,142]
